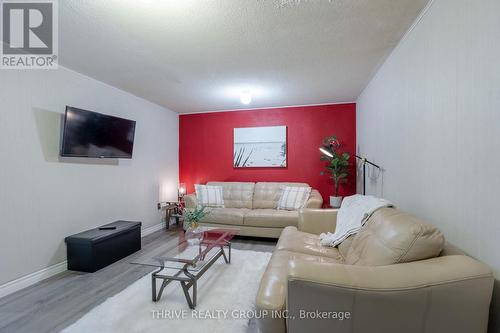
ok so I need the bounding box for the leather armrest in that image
[286,255,493,333]
[287,255,492,290]
[184,193,197,208]
[304,189,323,208]
[298,209,337,235]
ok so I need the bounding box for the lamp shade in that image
[319,147,333,158]
[178,183,186,197]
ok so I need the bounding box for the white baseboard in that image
[141,221,166,237]
[0,222,166,299]
[0,260,68,299]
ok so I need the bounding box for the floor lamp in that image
[355,155,380,195]
[319,147,380,195]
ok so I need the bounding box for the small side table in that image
[159,201,184,229]
[164,203,178,229]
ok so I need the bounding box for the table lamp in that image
[178,183,186,199]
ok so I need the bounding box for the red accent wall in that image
[179,104,356,201]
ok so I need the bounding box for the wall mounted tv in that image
[60,106,136,159]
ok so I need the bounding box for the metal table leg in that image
[152,268,183,302]
[149,240,233,307]
[152,267,163,302]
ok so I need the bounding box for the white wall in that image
[357,0,500,330]
[0,67,179,286]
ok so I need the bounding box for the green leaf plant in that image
[183,205,210,229]
[320,135,351,197]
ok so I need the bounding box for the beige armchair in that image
[256,208,494,333]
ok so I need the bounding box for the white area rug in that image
[62,249,272,333]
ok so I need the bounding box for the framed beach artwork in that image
[233,126,287,168]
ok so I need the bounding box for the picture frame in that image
[233,126,287,168]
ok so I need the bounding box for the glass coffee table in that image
[131,228,239,309]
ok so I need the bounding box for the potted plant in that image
[320,135,350,208]
[183,205,210,245]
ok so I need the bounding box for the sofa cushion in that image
[338,235,354,260]
[276,226,343,261]
[253,182,309,209]
[200,208,249,226]
[244,209,299,228]
[345,208,445,266]
[207,182,255,209]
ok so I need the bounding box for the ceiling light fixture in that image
[240,91,252,105]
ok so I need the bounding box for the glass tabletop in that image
[130,227,239,272]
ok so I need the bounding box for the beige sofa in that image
[184,182,323,238]
[256,207,494,333]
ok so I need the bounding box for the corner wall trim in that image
[356,0,436,101]
[0,221,166,299]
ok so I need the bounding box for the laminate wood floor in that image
[0,224,276,333]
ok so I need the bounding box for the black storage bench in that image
[65,221,141,273]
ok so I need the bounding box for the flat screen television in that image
[60,106,136,158]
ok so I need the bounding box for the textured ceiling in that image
[59,0,429,113]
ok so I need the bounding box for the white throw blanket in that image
[320,194,394,247]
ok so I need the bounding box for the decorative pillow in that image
[195,184,225,208]
[277,186,311,211]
